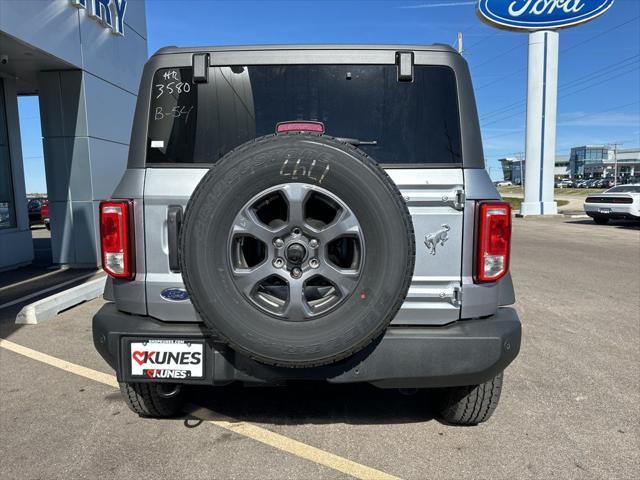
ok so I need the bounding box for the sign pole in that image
[521,30,559,216]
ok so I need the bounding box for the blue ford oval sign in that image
[477,0,615,31]
[160,288,190,302]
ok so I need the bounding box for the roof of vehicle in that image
[152,44,459,57]
[603,184,640,191]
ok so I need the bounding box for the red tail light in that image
[99,201,134,279]
[276,121,325,134]
[475,202,511,283]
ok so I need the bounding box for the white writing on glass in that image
[154,106,195,123]
[163,70,180,81]
[508,0,586,16]
[155,81,191,99]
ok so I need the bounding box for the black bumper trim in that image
[93,303,521,388]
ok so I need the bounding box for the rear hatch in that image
[142,53,466,325]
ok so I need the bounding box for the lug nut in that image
[273,258,285,268]
[309,258,319,269]
[291,267,302,279]
[273,238,284,248]
[309,239,319,248]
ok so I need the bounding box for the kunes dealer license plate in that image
[130,340,204,379]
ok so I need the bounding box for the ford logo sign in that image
[160,288,190,302]
[477,0,615,31]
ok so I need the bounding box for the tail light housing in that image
[475,202,511,283]
[99,201,134,279]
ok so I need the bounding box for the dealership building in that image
[500,147,640,183]
[570,145,640,179]
[499,155,570,184]
[0,0,148,271]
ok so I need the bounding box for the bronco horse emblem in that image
[424,224,451,255]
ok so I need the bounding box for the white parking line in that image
[0,338,118,387]
[0,338,402,480]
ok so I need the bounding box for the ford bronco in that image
[93,45,521,425]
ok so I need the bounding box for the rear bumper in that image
[584,204,639,219]
[93,303,521,388]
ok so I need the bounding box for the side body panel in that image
[386,169,464,325]
[110,168,146,315]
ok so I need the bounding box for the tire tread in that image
[439,373,503,425]
[119,382,182,418]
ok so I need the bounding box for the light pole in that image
[607,142,623,186]
[516,152,525,187]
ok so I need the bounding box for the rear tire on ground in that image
[593,216,609,225]
[119,382,184,418]
[437,372,503,425]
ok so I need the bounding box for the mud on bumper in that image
[93,303,521,388]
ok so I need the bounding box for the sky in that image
[19,0,640,192]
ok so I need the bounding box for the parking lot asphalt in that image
[1,217,638,480]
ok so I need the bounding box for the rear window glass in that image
[146,65,462,165]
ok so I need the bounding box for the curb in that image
[15,276,106,325]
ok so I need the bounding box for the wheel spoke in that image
[232,208,278,244]
[315,263,360,298]
[283,278,312,320]
[233,261,279,296]
[281,183,309,227]
[315,210,360,243]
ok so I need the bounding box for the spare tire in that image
[180,134,414,368]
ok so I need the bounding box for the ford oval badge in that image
[160,288,189,302]
[477,0,615,31]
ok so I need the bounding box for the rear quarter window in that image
[146,65,462,166]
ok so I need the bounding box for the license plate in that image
[130,340,204,379]
[598,208,612,214]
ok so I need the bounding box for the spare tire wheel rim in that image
[228,183,365,320]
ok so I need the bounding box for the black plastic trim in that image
[192,53,209,83]
[167,205,183,272]
[93,303,521,388]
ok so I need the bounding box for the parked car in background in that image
[584,184,640,224]
[27,198,47,225]
[40,201,50,230]
[576,180,589,188]
[596,178,614,189]
[496,180,513,186]
[557,179,574,188]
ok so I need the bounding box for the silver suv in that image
[93,45,521,425]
